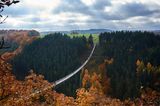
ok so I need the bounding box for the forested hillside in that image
[99,31,160,99]
[10,31,160,99]
[0,30,39,61]
[11,33,92,96]
[0,31,160,105]
[0,58,160,106]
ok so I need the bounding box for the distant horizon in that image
[0,28,159,32]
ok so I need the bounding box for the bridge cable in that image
[54,44,96,86]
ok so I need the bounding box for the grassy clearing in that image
[40,33,99,43]
[68,33,99,44]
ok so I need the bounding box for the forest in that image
[10,33,93,96]
[0,31,159,105]
[9,31,160,100]
[99,31,160,99]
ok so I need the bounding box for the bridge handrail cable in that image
[54,44,96,86]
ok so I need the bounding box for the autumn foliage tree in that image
[136,60,160,90]
[98,58,113,94]
[0,58,15,100]
[0,57,76,106]
[0,58,159,106]
[77,69,123,106]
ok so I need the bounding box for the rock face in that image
[0,30,40,61]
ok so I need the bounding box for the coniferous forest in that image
[10,33,92,96]
[99,31,160,99]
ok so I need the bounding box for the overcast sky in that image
[0,0,160,31]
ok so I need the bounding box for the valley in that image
[0,30,160,105]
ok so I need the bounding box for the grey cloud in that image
[93,0,111,10]
[53,0,91,15]
[53,1,160,22]
[53,0,122,21]
[119,2,159,17]
[1,0,160,31]
[85,19,101,23]
[53,0,111,18]
[97,2,160,21]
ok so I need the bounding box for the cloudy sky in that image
[0,0,160,31]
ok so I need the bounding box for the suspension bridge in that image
[16,44,96,102]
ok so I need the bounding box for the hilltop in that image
[0,30,40,61]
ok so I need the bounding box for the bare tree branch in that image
[0,0,20,24]
[0,0,19,49]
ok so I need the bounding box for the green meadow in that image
[41,33,99,43]
[68,33,99,43]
